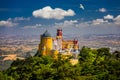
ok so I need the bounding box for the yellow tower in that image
[38,30,52,56]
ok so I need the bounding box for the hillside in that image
[0,47,120,80]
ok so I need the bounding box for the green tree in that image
[79,46,97,65]
[0,71,14,80]
[2,47,120,80]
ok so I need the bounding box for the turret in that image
[56,29,62,38]
[73,39,79,50]
[55,29,62,50]
[39,30,52,56]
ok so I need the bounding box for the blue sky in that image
[0,0,120,36]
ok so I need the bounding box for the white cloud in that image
[92,19,108,25]
[0,20,18,27]
[76,21,91,27]
[114,15,120,21]
[104,14,114,19]
[80,4,84,10]
[53,14,120,29]
[99,8,107,12]
[8,17,30,21]
[64,20,78,24]
[24,24,42,29]
[32,6,75,20]
[114,15,120,25]
[54,20,78,27]
[91,14,120,26]
[14,17,30,21]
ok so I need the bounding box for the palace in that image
[38,29,79,61]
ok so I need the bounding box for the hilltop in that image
[0,47,120,80]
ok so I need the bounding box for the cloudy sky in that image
[0,0,120,36]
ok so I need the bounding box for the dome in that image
[42,30,51,37]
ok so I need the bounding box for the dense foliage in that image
[0,47,120,80]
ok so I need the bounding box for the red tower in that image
[57,29,62,37]
[74,39,78,45]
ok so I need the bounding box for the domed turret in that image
[42,30,51,37]
[38,30,53,56]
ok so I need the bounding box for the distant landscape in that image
[0,34,120,56]
[0,33,120,70]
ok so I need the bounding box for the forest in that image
[0,47,120,80]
